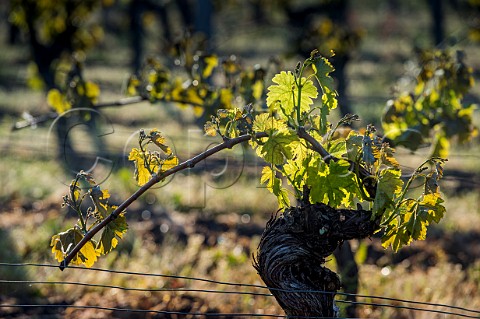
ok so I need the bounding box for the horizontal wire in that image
[0,262,266,290]
[340,300,480,319]
[0,304,354,319]
[1,262,479,316]
[0,279,271,297]
[1,278,478,318]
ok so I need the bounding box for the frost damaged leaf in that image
[204,121,217,136]
[128,148,159,186]
[50,228,98,268]
[160,156,179,172]
[89,187,128,255]
[97,210,128,255]
[149,129,172,155]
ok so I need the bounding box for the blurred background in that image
[0,0,479,318]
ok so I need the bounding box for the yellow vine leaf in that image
[202,55,218,78]
[47,89,71,113]
[85,81,100,102]
[252,80,264,100]
[96,210,128,255]
[261,166,290,209]
[204,121,217,136]
[50,228,99,268]
[161,156,179,172]
[128,148,159,186]
[89,187,128,255]
[150,129,172,154]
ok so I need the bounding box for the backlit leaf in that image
[260,166,290,209]
[256,131,298,165]
[345,131,363,162]
[47,89,71,113]
[252,113,287,133]
[204,121,217,136]
[418,193,446,224]
[266,71,296,116]
[149,129,172,154]
[128,148,159,186]
[321,85,338,111]
[96,211,128,255]
[312,56,336,92]
[202,55,218,78]
[50,227,98,268]
[161,156,179,172]
[373,169,403,216]
[266,71,317,117]
[307,159,360,208]
[381,223,411,252]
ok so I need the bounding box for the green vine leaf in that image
[257,132,298,165]
[373,169,403,216]
[260,166,290,209]
[252,113,287,133]
[382,49,477,157]
[250,113,299,165]
[266,71,318,118]
[312,56,336,92]
[307,159,361,208]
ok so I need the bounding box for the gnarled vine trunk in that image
[254,203,379,317]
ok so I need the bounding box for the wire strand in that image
[0,304,355,319]
[0,279,272,297]
[1,262,478,316]
[1,278,478,318]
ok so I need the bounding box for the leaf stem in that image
[70,176,87,232]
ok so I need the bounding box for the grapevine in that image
[382,49,477,157]
[49,49,464,268]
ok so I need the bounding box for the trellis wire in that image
[0,304,352,319]
[1,279,479,318]
[0,262,479,318]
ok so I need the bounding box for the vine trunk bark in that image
[254,203,379,317]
